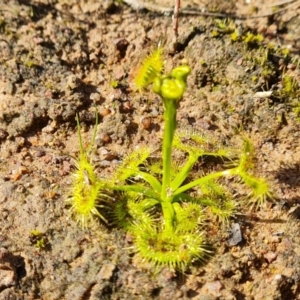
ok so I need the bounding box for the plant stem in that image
[161,100,177,201]
[171,155,198,190]
[161,200,175,233]
[160,100,177,233]
[111,184,160,200]
[173,167,240,196]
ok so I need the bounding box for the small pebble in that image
[264,251,277,264]
[90,92,101,103]
[42,125,55,133]
[141,117,151,129]
[98,263,115,280]
[35,150,46,157]
[228,223,243,246]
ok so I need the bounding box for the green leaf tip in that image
[237,139,272,207]
[112,146,151,182]
[241,173,272,207]
[133,47,164,91]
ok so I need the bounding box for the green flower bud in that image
[171,65,191,82]
[153,76,162,95]
[152,65,191,101]
[160,77,186,101]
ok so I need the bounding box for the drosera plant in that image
[69,48,272,270]
[108,48,271,270]
[66,113,109,228]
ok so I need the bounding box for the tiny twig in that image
[122,0,300,20]
[266,0,297,7]
[172,0,180,39]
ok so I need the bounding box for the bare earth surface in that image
[1,0,300,299]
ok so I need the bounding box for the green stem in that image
[161,100,177,201]
[173,167,240,196]
[170,155,198,190]
[110,184,160,200]
[161,200,175,233]
[137,171,162,193]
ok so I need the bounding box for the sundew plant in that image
[68,48,271,270]
[67,114,109,228]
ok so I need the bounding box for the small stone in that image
[228,223,243,246]
[287,64,296,70]
[98,263,115,280]
[98,148,117,161]
[99,107,111,117]
[101,133,111,143]
[59,160,71,176]
[273,274,282,283]
[99,160,111,167]
[122,101,132,112]
[10,165,28,181]
[90,93,101,102]
[264,251,277,264]
[67,75,80,90]
[44,89,53,98]
[0,129,8,141]
[0,249,18,289]
[202,280,223,297]
[266,24,277,36]
[33,36,44,45]
[42,125,55,133]
[141,117,151,129]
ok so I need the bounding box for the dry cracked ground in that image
[0,0,300,299]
